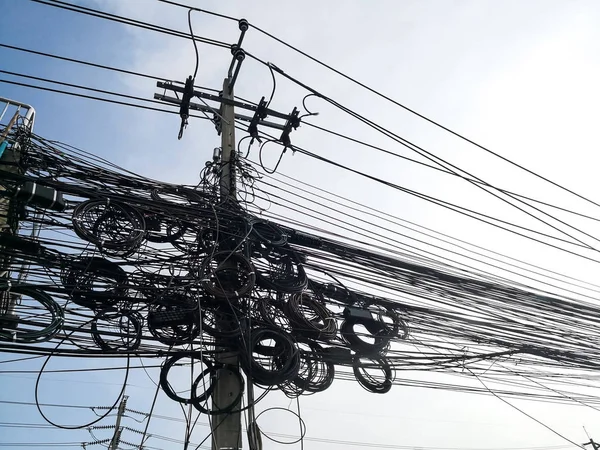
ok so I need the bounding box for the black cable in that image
[0,69,178,109]
[266,64,277,108]
[188,9,200,80]
[0,78,211,119]
[467,368,584,449]
[270,138,600,263]
[352,356,393,394]
[0,364,165,374]
[0,43,221,93]
[0,355,44,364]
[258,62,600,251]
[247,22,600,212]
[157,0,238,22]
[302,120,600,224]
[253,406,307,445]
[34,321,130,429]
[258,139,286,174]
[29,0,229,48]
[259,169,600,293]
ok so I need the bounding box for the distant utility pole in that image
[109,395,128,450]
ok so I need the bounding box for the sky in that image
[2,0,600,449]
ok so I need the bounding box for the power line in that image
[157,0,238,22]
[0,444,83,448]
[39,0,598,227]
[0,363,166,374]
[0,43,218,94]
[244,123,600,264]
[0,69,174,107]
[0,78,210,119]
[15,3,587,251]
[251,175,600,300]
[303,120,600,224]
[0,399,92,409]
[468,368,584,450]
[260,62,600,251]
[240,19,600,212]
[29,0,229,48]
[264,170,600,287]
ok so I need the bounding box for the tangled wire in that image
[2,131,600,414]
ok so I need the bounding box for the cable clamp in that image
[1,279,12,292]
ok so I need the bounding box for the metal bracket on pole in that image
[280,107,300,148]
[178,75,195,140]
[155,82,299,143]
[248,96,268,141]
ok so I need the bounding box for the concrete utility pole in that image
[153,20,299,449]
[212,76,242,450]
[219,78,237,201]
[109,395,128,450]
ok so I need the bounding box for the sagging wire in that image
[258,139,288,175]
[34,320,130,430]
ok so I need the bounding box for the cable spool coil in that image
[72,199,146,257]
[0,282,63,343]
[353,356,393,394]
[239,326,300,387]
[61,257,128,310]
[91,309,142,352]
[284,292,337,341]
[200,251,256,298]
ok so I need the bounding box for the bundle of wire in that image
[2,130,600,412]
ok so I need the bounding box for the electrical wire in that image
[29,0,229,48]
[0,43,221,93]
[467,368,584,450]
[257,61,600,252]
[243,20,600,212]
[0,78,211,119]
[34,322,130,429]
[188,9,200,80]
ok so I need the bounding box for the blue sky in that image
[3,1,600,449]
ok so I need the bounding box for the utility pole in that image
[211,76,243,450]
[219,77,236,201]
[153,18,301,449]
[109,395,128,450]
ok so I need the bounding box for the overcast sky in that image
[2,1,600,449]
